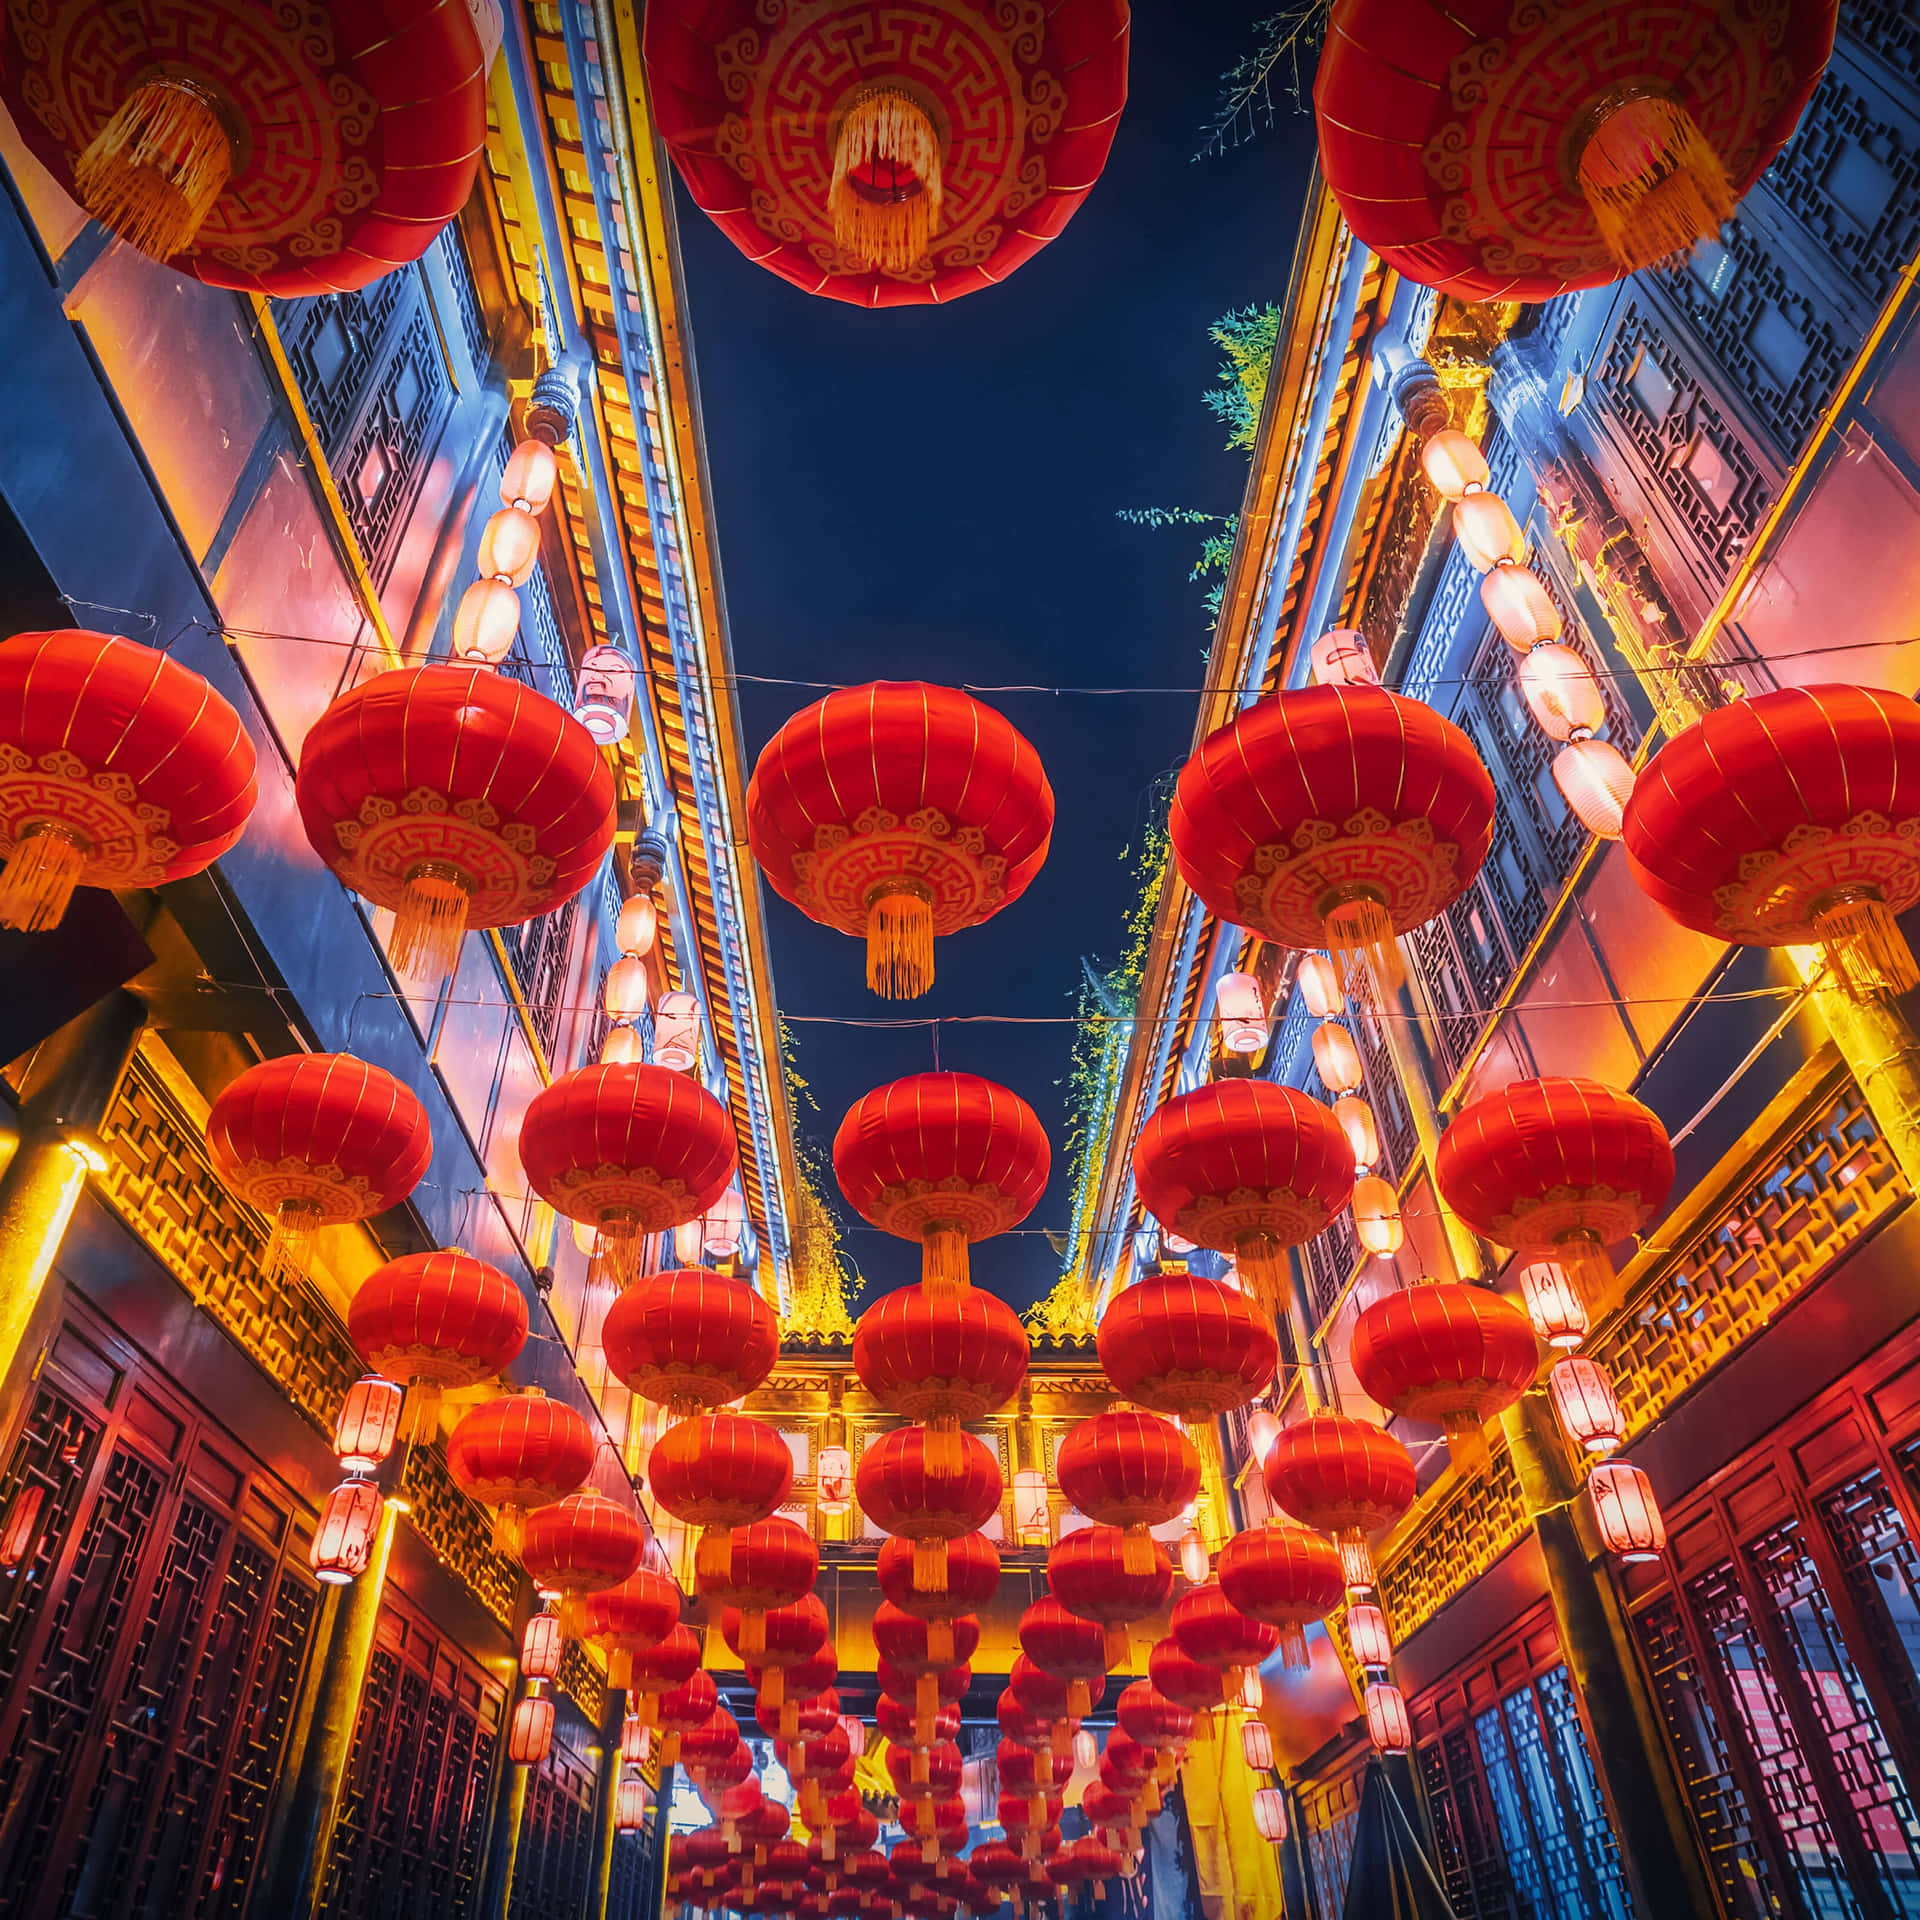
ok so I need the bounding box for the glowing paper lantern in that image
[1589,1462,1667,1562]
[816,1447,853,1514]
[1555,739,1637,839]
[477,507,541,587]
[617,892,658,959]
[1352,1174,1404,1255]
[652,992,701,1071]
[509,1693,556,1766]
[1347,1602,1393,1670]
[311,1481,382,1584]
[1312,1022,1363,1095]
[521,1613,564,1681]
[1241,1717,1274,1772]
[334,1376,403,1474]
[1335,1096,1380,1174]
[502,439,559,515]
[1453,493,1525,573]
[1253,1787,1289,1843]
[1309,629,1381,689]
[604,956,651,1024]
[1013,1469,1051,1543]
[1214,972,1269,1053]
[1519,644,1605,743]
[452,579,520,666]
[1364,1681,1412,1754]
[1518,1261,1589,1350]
[1296,954,1344,1019]
[1420,429,1489,501]
[1483,564,1564,650]
[1549,1357,1625,1454]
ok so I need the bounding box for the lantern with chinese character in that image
[1214,972,1269,1054]
[1519,1260,1589,1350]
[508,1692,555,1766]
[835,1072,1050,1294]
[333,1376,402,1474]
[311,1481,382,1584]
[520,1062,737,1281]
[1055,1411,1201,1577]
[1217,1525,1344,1670]
[1364,1681,1412,1754]
[747,684,1054,997]
[651,992,701,1072]
[602,1268,779,1416]
[208,1053,432,1268]
[1351,1282,1540,1475]
[1262,1413,1417,1592]
[854,1277,1028,1467]
[446,1393,596,1552]
[647,1413,795,1581]
[577,646,637,746]
[1314,0,1837,298]
[521,1612,564,1681]
[1309,629,1381,689]
[1170,686,1495,986]
[856,1426,1002,1593]
[1436,1076,1675,1304]
[1048,1525,1173,1671]
[1132,1080,1354,1317]
[816,1445,853,1515]
[1590,1461,1667,1562]
[1549,1357,1626,1455]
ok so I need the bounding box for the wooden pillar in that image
[1501,1394,1717,1920]
[478,1579,539,1920]
[585,1688,627,1920]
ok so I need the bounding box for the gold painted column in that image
[1796,966,1920,1194]
[1501,1395,1716,1920]
[585,1688,627,1920]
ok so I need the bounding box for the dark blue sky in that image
[673,5,1318,1310]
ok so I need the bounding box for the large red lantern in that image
[1315,0,1836,299]
[835,1073,1050,1293]
[1217,1525,1344,1670]
[580,1567,681,1688]
[1262,1412,1416,1593]
[1147,1638,1225,1726]
[1351,1283,1539,1474]
[1055,1410,1201,1576]
[1018,1599,1110,1723]
[0,4,488,292]
[854,1279,1028,1473]
[446,1394,595,1551]
[874,1602,983,1719]
[297,665,613,982]
[626,1624,702,1726]
[645,7,1129,308]
[723,1593,830,1708]
[1436,1077,1676,1300]
[647,1413,795,1578]
[885,1693,963,1753]
[1116,1680,1194,1775]
[698,1516,819,1659]
[1048,1525,1173,1670]
[1132,1080,1354,1316]
[602,1268,779,1415]
[347,1249,528,1441]
[877,1531,1001,1649]
[856,1426,1002,1594]
[1170,686,1494,983]
[1170,1585,1279,1686]
[521,1491,647,1627]
[747,684,1054,998]
[1624,685,1920,1001]
[208,1053,431,1264]
[881,1657,970,1746]
[520,1063,737,1278]
[0,629,256,931]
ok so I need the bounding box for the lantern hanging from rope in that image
[1590,1461,1668,1561]
[1261,1412,1416,1593]
[311,1481,383,1584]
[625,1625,702,1727]
[853,1276,1028,1470]
[1216,1525,1345,1671]
[602,1268,778,1416]
[855,1425,1002,1594]
[333,1376,403,1475]
[445,1392,596,1553]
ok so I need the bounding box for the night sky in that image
[671,4,1319,1310]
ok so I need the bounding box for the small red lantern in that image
[1261,1413,1416,1593]
[1047,1525,1173,1671]
[647,1413,795,1580]
[1170,1586,1280,1688]
[580,1567,682,1690]
[311,1480,382,1584]
[1241,1717,1274,1773]
[1519,1260,1589,1350]
[625,1625,702,1726]
[697,1516,819,1659]
[1132,1080,1353,1317]
[520,1063,738,1280]
[1018,1599,1110,1722]
[1347,1601,1394,1671]
[1549,1357,1626,1455]
[602,1268,779,1415]
[446,1394,596,1552]
[723,1593,830,1709]
[854,1278,1029,1468]
[835,1073,1050,1293]
[1364,1681,1412,1754]
[874,1604,983,1725]
[855,1427,1002,1594]
[347,1249,529,1441]
[1216,1525,1345,1670]
[522,1492,647,1628]
[620,1715,650,1766]
[1055,1411,1201,1577]
[0,629,256,931]
[521,1612,564,1681]
[509,1692,556,1767]
[1116,1680,1194,1764]
[877,1530,1002,1640]
[1146,1639,1224,1726]
[1590,1462,1667,1562]
[1436,1077,1675,1301]
[615,1772,649,1833]
[1350,1282,1539,1474]
[1252,1786,1289,1843]
[208,1054,432,1264]
[333,1375,403,1474]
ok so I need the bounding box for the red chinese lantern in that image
[207,1053,431,1263]
[521,1063,737,1279]
[311,1480,383,1583]
[0,629,256,930]
[508,1692,555,1767]
[1018,1598,1111,1724]
[602,1268,779,1415]
[1351,1283,1539,1474]
[1261,1413,1416,1592]
[835,1073,1050,1293]
[0,4,488,291]
[853,1279,1028,1477]
[333,1375,403,1474]
[1047,1525,1173,1670]
[1348,1602,1394,1671]
[886,1740,963,1804]
[446,1393,595,1551]
[1364,1680,1412,1754]
[1132,1080,1354,1315]
[648,1412,795,1578]
[1315,0,1837,299]
[297,665,615,981]
[1217,1525,1345,1670]
[347,1249,528,1442]
[656,1673,723,1766]
[998,1739,1059,1833]
[1519,1260,1589,1351]
[1116,1680,1194,1774]
[522,1491,646,1628]
[856,1426,1002,1594]
[1625,685,1920,1001]
[615,1772,649,1832]
[627,1625,702,1726]
[1170,686,1494,985]
[1169,1585,1279,1691]
[581,1567,682,1689]
[1009,1653,1103,1758]
[880,1657,969,1746]
[645,8,1129,307]
[520,1612,564,1681]
[698,1516,819,1660]
[884,1691,963,1757]
[1147,1639,1225,1729]
[1590,1461,1668,1562]
[1061,1837,1122,1901]
[1083,1780,1138,1848]
[747,684,1054,997]
[1436,1077,1675,1301]
[1054,1411,1200,1577]
[754,1643,840,1740]
[1550,1357,1626,1456]
[679,1711,744,1780]
[877,1530,1001,1652]
[874,1603,983,1722]
[723,1593,830,1708]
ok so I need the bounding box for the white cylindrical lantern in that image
[615,1771,649,1831]
[673,1219,705,1267]
[1309,629,1381,689]
[1420,428,1490,501]
[1365,1682,1412,1754]
[576,644,637,745]
[1311,1021,1364,1095]
[501,437,560,515]
[1553,739,1636,839]
[451,577,520,665]
[1481,562,1564,650]
[334,1375,403,1473]
[522,1612,564,1680]
[477,506,541,586]
[604,954,650,1024]
[1252,1786,1289,1843]
[1454,493,1525,573]
[1214,972,1268,1054]
[1519,643,1605,742]
[1296,953,1344,1019]
[509,1692,555,1766]
[1163,1231,1198,1257]
[1589,1462,1666,1562]
[621,1714,650,1765]
[1352,1175,1404,1256]
[617,892,658,958]
[1237,1667,1264,1711]
[839,1713,867,1759]
[599,1023,642,1067]
[1334,1095,1380,1175]
[816,1445,852,1514]
[311,1481,383,1584]
[1073,1729,1099,1771]
[1347,1603,1393,1670]
[651,991,699,1071]
[1550,1357,1625,1454]
[1241,1717,1274,1772]
[1179,1528,1210,1585]
[1013,1467,1050,1542]
[702,1188,746,1258]
[1246,1409,1280,1468]
[1518,1260,1588,1349]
